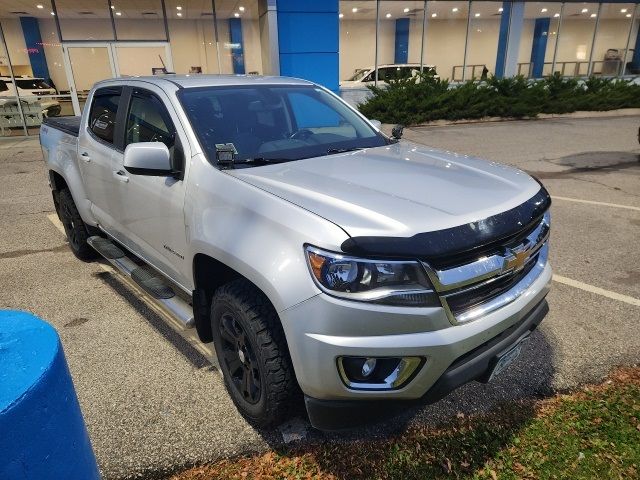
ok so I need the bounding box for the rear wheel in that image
[58,189,96,261]
[211,279,297,427]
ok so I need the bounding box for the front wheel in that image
[58,189,96,261]
[211,279,297,427]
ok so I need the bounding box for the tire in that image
[211,279,297,427]
[58,188,97,261]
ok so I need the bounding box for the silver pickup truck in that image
[40,75,551,431]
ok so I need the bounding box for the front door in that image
[107,84,190,287]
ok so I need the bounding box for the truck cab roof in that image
[94,74,315,90]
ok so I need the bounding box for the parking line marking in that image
[551,196,640,212]
[553,274,640,307]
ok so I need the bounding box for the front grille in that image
[428,214,543,270]
[445,252,539,316]
[423,210,550,324]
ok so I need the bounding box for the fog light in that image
[338,356,423,390]
[361,358,377,377]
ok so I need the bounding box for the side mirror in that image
[123,142,173,176]
[392,124,404,140]
[369,119,382,130]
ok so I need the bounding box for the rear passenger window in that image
[89,88,121,144]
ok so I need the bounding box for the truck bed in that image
[43,116,81,137]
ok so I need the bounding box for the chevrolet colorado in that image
[40,75,551,430]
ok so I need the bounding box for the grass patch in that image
[171,367,640,480]
[357,74,640,125]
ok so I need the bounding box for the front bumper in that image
[280,259,552,429]
[304,298,548,430]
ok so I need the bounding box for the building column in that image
[394,18,409,64]
[19,17,50,82]
[276,0,339,91]
[495,1,524,78]
[228,18,245,74]
[530,18,550,78]
[632,22,640,71]
[258,0,280,75]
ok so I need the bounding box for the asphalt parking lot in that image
[1,114,639,479]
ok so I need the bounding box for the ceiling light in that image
[177,12,182,16]
[176,6,182,10]
[403,7,410,13]
[498,7,503,12]
[620,8,627,13]
[554,13,560,17]
[111,5,114,9]
[581,8,588,13]
[452,7,458,13]
[541,8,548,13]
[234,12,239,17]
[590,13,596,17]
[36,4,44,8]
[474,12,480,17]
[352,7,358,13]
[239,6,245,12]
[431,13,437,18]
[626,13,632,17]
[115,11,121,16]
[339,13,343,18]
[50,11,55,15]
[385,13,391,18]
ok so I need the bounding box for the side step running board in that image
[88,236,194,329]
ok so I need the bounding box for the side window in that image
[362,71,374,83]
[89,88,121,144]
[125,90,175,148]
[0,81,8,92]
[288,91,341,129]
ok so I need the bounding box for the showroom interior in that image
[0,0,638,137]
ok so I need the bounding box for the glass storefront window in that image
[424,1,469,81]
[624,5,640,75]
[55,0,115,41]
[554,2,600,76]
[466,1,504,79]
[165,0,221,74]
[517,2,562,78]
[112,0,167,41]
[377,1,426,71]
[339,1,378,83]
[592,3,637,75]
[214,0,262,75]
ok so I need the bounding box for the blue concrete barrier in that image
[0,310,99,480]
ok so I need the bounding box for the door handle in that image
[80,152,91,162]
[113,170,129,183]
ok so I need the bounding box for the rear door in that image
[77,86,124,232]
[107,84,190,287]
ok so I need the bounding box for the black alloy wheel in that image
[219,311,262,405]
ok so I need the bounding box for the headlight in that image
[305,246,438,307]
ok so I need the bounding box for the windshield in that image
[348,69,369,81]
[16,79,52,90]
[179,84,387,167]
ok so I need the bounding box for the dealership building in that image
[0,0,638,136]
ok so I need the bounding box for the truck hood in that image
[228,142,542,239]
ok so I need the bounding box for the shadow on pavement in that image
[264,329,556,478]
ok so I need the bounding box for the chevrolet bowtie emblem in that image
[503,247,530,273]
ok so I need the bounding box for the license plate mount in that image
[488,335,529,382]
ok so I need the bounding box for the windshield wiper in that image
[220,157,292,167]
[326,147,364,155]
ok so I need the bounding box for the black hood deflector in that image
[341,186,551,264]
